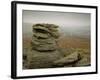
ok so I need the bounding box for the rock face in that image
[25,23,90,69]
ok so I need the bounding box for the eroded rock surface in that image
[31,24,59,51]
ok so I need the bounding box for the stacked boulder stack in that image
[27,23,64,69]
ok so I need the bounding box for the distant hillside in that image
[57,36,90,49]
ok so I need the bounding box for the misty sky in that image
[22,10,90,38]
[23,10,90,26]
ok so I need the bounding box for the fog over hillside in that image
[22,10,90,39]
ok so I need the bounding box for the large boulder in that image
[53,51,80,66]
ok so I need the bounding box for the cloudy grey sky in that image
[22,10,90,38]
[23,10,90,27]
